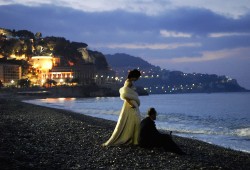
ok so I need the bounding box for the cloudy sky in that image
[1,0,250,89]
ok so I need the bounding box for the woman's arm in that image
[123,79,136,108]
[124,97,136,108]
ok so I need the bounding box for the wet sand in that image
[0,98,250,169]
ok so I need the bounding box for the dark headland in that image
[0,98,250,169]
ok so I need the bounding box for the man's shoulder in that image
[142,116,151,121]
[141,117,153,124]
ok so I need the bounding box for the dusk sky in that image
[1,0,250,89]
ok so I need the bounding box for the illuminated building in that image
[31,56,53,85]
[31,56,96,86]
[0,63,22,86]
[45,67,74,85]
[32,56,53,70]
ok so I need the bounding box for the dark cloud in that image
[1,4,250,40]
[157,7,250,35]
[1,4,249,56]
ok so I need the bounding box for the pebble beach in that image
[1,98,250,169]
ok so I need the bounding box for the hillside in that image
[105,53,247,94]
[0,28,109,71]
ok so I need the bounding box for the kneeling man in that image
[139,108,185,155]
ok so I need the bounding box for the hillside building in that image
[31,56,96,86]
[0,63,22,86]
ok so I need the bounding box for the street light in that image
[60,79,63,84]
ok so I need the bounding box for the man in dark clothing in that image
[139,108,185,155]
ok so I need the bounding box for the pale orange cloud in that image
[152,47,250,63]
[208,32,250,38]
[160,30,192,38]
[95,42,201,50]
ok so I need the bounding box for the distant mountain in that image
[105,53,154,69]
[105,53,247,94]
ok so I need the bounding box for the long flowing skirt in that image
[102,101,140,146]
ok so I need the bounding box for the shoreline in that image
[22,99,250,154]
[1,98,250,169]
[21,94,250,154]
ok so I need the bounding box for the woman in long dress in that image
[102,69,141,146]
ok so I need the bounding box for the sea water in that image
[23,92,250,153]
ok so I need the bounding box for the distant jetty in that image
[1,84,148,99]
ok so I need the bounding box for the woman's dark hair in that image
[147,107,157,116]
[127,69,141,79]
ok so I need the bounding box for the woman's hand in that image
[130,105,136,108]
[124,97,136,108]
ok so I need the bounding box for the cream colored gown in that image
[102,80,141,146]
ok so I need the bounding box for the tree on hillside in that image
[45,79,57,88]
[35,32,42,39]
[15,30,34,39]
[0,80,3,89]
[0,38,18,57]
[18,78,31,88]
[23,39,33,58]
[71,78,80,85]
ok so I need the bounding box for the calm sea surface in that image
[23,92,250,153]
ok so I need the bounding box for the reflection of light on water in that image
[58,98,76,101]
[43,98,76,102]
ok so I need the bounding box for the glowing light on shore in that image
[32,56,53,70]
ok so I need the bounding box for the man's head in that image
[147,107,157,120]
